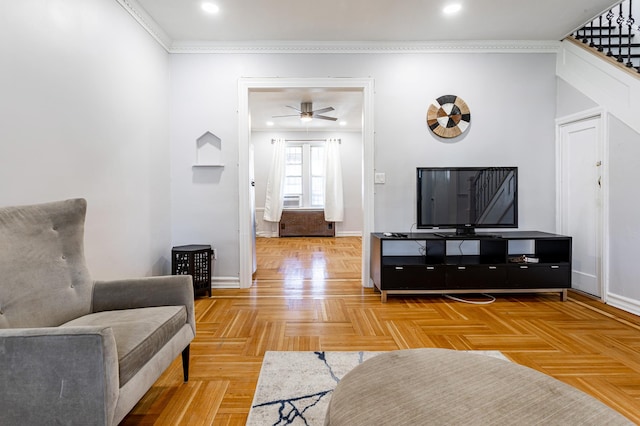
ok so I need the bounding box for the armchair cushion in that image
[62,305,187,386]
[92,276,196,336]
[0,198,92,328]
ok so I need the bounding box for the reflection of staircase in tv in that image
[471,169,516,225]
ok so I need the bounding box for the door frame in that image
[555,107,609,301]
[237,77,375,289]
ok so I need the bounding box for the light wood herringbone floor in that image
[121,237,640,425]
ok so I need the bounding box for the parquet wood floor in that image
[121,236,640,425]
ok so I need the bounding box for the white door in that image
[559,115,602,298]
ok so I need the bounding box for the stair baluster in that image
[598,15,604,52]
[606,9,615,57]
[617,3,625,63]
[627,0,635,67]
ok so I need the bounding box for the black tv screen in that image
[417,167,518,234]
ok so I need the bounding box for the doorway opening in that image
[252,236,363,284]
[238,78,375,289]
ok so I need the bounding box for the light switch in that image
[374,172,386,184]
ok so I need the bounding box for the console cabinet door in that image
[507,264,570,288]
[446,265,508,289]
[381,265,445,290]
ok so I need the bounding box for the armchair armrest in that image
[92,275,195,335]
[0,326,119,426]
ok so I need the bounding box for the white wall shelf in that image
[195,131,223,166]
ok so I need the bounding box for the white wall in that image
[607,117,640,303]
[170,52,558,283]
[370,53,557,233]
[557,40,640,135]
[557,40,640,312]
[556,79,598,117]
[252,131,363,237]
[0,0,172,279]
[169,55,240,283]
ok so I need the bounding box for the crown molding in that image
[115,1,560,55]
[115,0,172,51]
[169,40,561,54]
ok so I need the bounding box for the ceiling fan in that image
[273,102,337,122]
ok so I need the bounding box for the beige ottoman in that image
[325,348,632,425]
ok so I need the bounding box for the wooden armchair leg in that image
[182,345,190,383]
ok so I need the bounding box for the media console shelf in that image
[370,231,571,303]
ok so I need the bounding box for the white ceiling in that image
[123,0,618,131]
[132,0,616,44]
[249,88,364,132]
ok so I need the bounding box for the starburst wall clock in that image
[426,95,471,138]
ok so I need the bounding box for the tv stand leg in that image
[560,289,567,301]
[381,291,388,303]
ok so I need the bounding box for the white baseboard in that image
[256,232,362,238]
[336,231,362,237]
[211,276,241,289]
[606,292,640,316]
[256,231,279,238]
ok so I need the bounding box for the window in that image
[284,142,325,208]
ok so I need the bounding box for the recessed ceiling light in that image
[201,2,219,14]
[339,121,347,126]
[443,3,462,15]
[266,121,274,126]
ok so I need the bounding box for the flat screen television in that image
[416,167,518,235]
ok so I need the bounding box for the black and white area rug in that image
[247,350,507,426]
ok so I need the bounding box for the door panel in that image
[559,116,601,297]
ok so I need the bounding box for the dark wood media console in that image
[370,231,571,302]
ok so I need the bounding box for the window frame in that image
[283,141,325,209]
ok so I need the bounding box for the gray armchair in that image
[0,198,196,425]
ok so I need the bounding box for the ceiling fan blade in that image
[272,114,300,118]
[311,106,334,115]
[285,105,302,112]
[313,115,338,121]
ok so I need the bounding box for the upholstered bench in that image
[325,348,632,425]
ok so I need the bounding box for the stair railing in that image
[470,169,512,223]
[573,0,640,73]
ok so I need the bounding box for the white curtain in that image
[324,138,344,222]
[263,138,286,222]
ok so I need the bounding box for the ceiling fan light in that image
[300,115,313,123]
